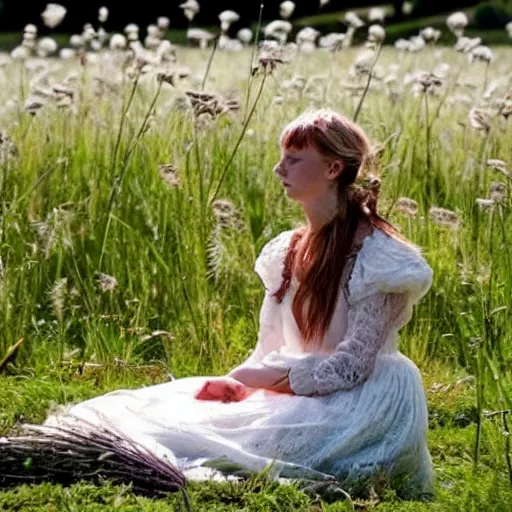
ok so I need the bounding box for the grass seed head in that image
[468,107,491,133]
[429,207,460,228]
[476,198,495,212]
[158,164,181,188]
[96,273,118,293]
[395,197,419,217]
[489,182,507,202]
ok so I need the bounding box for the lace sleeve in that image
[259,292,409,396]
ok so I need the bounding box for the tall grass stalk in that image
[352,43,383,123]
[208,73,268,205]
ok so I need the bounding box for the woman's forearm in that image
[227,363,294,394]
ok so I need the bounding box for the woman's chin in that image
[284,186,300,200]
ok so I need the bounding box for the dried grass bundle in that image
[0,420,186,498]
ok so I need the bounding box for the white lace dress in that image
[44,228,434,496]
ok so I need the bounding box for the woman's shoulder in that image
[254,229,298,293]
[348,228,433,305]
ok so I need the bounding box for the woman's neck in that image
[302,191,341,233]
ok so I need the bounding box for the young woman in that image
[43,109,434,498]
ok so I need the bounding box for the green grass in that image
[0,43,511,510]
[1,363,511,510]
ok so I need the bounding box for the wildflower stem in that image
[99,79,163,271]
[352,42,383,123]
[483,61,490,96]
[424,92,431,174]
[473,348,484,469]
[208,73,268,205]
[242,2,264,123]
[125,80,163,159]
[112,73,140,176]
[502,410,512,485]
[201,37,219,91]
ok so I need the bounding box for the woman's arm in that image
[226,289,289,392]
[227,363,293,394]
[238,289,285,367]
[253,292,409,396]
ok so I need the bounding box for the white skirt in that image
[44,351,434,496]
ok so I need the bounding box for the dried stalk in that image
[0,420,187,498]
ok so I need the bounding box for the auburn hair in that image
[273,109,401,347]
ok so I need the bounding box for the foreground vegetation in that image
[1,362,511,510]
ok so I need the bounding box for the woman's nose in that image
[273,161,285,177]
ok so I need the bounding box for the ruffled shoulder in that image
[254,229,296,294]
[348,229,433,306]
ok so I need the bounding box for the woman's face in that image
[273,145,342,203]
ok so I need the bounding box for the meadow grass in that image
[0,43,511,509]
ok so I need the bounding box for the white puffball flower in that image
[296,27,319,45]
[110,33,127,50]
[37,37,58,57]
[218,34,243,51]
[469,45,494,64]
[219,10,240,32]
[447,11,468,37]
[421,27,441,42]
[353,50,375,74]
[157,17,170,30]
[455,36,481,53]
[368,7,386,23]
[409,35,426,52]
[156,40,175,61]
[402,2,413,15]
[23,32,36,42]
[24,24,38,35]
[60,48,76,59]
[145,35,161,50]
[124,24,139,35]
[280,1,295,20]
[98,7,109,24]
[82,26,96,43]
[299,41,316,54]
[368,24,385,42]
[11,45,30,60]
[237,28,253,44]
[264,19,293,42]
[22,38,36,50]
[506,21,512,39]
[320,0,330,6]
[187,28,215,50]
[70,34,84,48]
[41,3,67,29]
[345,11,365,29]
[97,27,107,43]
[318,32,345,49]
[180,0,200,22]
[90,39,102,52]
[147,24,160,38]
[394,38,410,51]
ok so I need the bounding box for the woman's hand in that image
[194,377,251,403]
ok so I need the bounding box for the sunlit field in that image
[0,4,512,510]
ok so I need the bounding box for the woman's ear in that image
[327,160,344,180]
